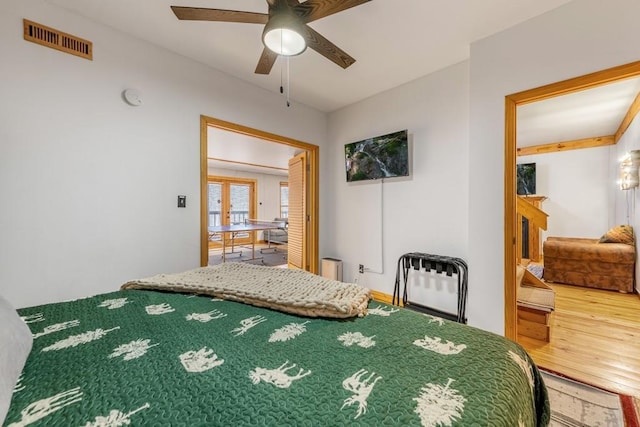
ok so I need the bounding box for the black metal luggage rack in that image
[393,252,468,324]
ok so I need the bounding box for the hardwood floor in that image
[518,283,640,397]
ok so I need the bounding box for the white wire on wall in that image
[364,178,385,274]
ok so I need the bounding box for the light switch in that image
[177,195,186,208]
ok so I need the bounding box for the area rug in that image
[209,248,287,267]
[541,370,640,427]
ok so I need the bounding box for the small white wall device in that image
[122,89,143,106]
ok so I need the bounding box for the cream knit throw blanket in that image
[122,263,371,318]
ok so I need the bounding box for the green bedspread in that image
[6,290,549,426]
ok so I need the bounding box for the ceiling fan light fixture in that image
[262,14,306,56]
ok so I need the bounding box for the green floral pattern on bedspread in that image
[7,290,549,426]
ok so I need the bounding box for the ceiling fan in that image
[171,0,371,75]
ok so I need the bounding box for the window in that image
[207,182,222,228]
[280,182,288,218]
[229,183,250,225]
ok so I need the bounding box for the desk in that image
[208,220,283,262]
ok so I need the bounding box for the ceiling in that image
[47,0,574,112]
[207,126,295,176]
[517,77,640,148]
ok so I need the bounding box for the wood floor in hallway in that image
[518,282,640,397]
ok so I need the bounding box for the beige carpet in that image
[542,371,626,426]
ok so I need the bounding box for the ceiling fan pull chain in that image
[280,58,284,94]
[286,56,291,107]
[279,29,284,95]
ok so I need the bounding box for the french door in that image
[207,176,256,248]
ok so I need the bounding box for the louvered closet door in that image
[288,152,307,270]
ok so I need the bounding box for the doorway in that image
[503,60,640,394]
[503,59,640,339]
[199,115,319,273]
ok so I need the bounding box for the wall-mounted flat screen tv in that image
[345,129,409,182]
[517,162,536,195]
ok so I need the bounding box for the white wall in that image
[518,146,612,241]
[0,0,327,308]
[469,0,640,333]
[327,61,469,315]
[614,114,640,291]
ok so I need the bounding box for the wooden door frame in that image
[200,115,320,273]
[504,60,640,340]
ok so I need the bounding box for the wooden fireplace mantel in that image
[517,195,548,263]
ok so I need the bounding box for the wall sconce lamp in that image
[620,150,640,190]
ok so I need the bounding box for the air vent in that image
[23,19,92,60]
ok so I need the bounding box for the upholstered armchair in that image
[543,226,636,293]
[265,218,288,244]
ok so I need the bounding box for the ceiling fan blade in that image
[304,25,355,69]
[255,48,279,74]
[294,0,371,23]
[171,6,268,24]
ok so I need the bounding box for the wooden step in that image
[518,306,551,342]
[517,265,554,342]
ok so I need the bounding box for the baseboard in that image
[369,290,403,306]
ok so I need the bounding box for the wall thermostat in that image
[123,89,142,106]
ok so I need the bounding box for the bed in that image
[2,263,549,426]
